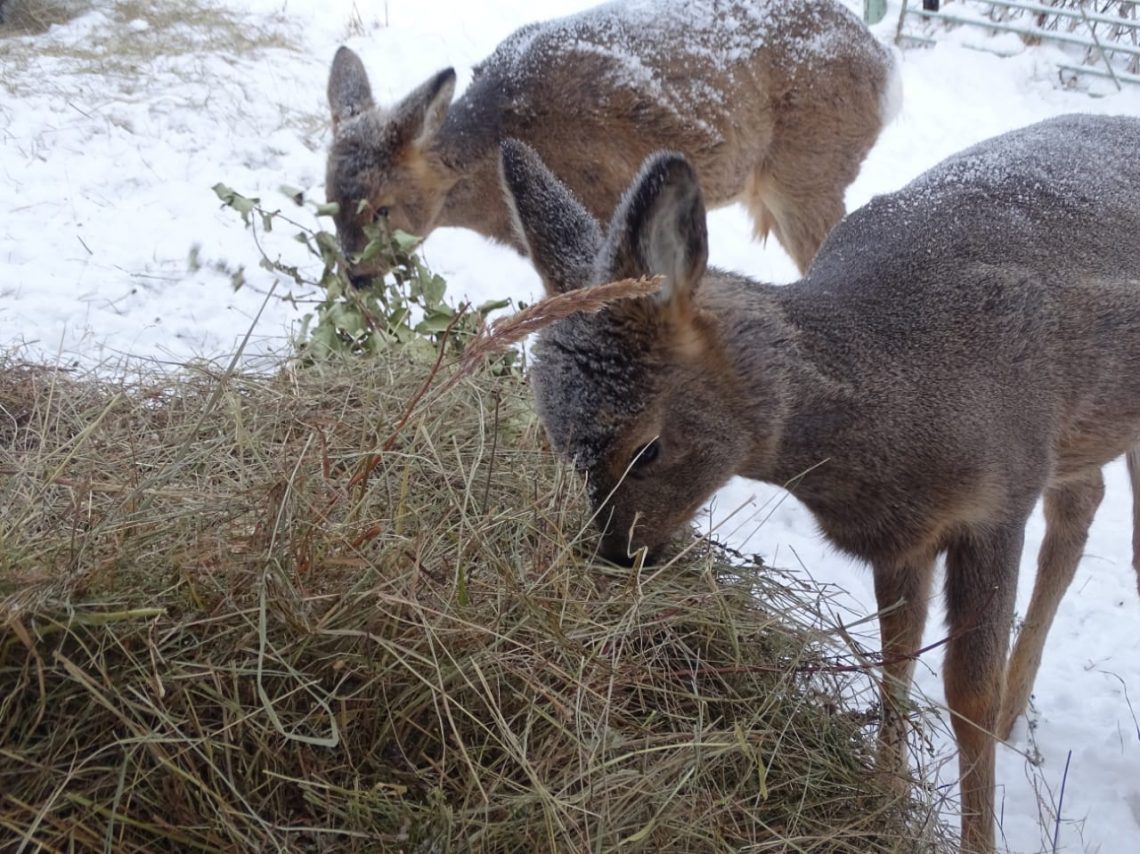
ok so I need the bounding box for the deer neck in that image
[438,153,521,250]
[432,87,524,252]
[722,285,858,491]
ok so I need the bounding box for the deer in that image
[498,112,1140,853]
[324,0,901,287]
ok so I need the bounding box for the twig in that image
[1051,750,1073,853]
[480,390,501,515]
[346,304,466,495]
[1097,668,1140,742]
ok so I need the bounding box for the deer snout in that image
[342,255,391,289]
[595,507,665,567]
[598,531,663,567]
[334,228,390,287]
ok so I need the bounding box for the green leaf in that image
[213,183,259,215]
[320,271,344,297]
[315,231,339,252]
[388,306,410,330]
[475,298,512,316]
[280,185,305,205]
[309,323,340,357]
[391,229,422,253]
[356,235,387,267]
[415,308,456,334]
[422,274,447,308]
[313,231,342,269]
[314,202,340,217]
[332,304,370,337]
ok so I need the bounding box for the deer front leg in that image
[944,522,1025,854]
[872,555,936,795]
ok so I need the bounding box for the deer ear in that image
[391,68,457,148]
[605,152,708,313]
[500,139,603,296]
[328,46,375,130]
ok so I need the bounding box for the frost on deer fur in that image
[911,112,1133,202]
[476,0,887,126]
[812,114,1137,281]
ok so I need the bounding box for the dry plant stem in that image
[459,275,664,374]
[1051,749,1073,853]
[480,390,501,515]
[346,303,465,497]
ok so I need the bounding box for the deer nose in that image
[598,530,662,568]
[349,272,375,289]
[602,544,636,568]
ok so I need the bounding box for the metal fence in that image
[895,0,1140,88]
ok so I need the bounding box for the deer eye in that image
[630,439,660,472]
[372,205,390,222]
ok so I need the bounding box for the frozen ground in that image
[2,0,1138,850]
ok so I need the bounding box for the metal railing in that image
[896,0,1140,88]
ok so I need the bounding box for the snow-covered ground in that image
[2,1,1138,850]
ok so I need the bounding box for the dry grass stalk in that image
[460,275,665,370]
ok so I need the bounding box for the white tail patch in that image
[879,44,905,126]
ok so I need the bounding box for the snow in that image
[2,0,1139,850]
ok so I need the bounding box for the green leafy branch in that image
[212,183,515,367]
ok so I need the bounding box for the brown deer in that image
[499,113,1140,853]
[324,0,900,286]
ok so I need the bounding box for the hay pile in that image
[0,345,948,852]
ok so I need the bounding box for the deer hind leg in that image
[743,164,845,275]
[1128,448,1140,594]
[745,110,882,275]
[944,521,1026,854]
[872,555,937,795]
[997,470,1104,740]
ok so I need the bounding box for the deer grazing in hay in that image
[500,113,1140,853]
[324,0,900,286]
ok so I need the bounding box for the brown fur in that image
[500,114,1140,853]
[324,0,899,282]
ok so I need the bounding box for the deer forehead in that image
[327,116,407,203]
[532,316,661,471]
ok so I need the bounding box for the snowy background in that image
[2,0,1138,850]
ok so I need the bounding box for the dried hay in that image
[0,320,950,851]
